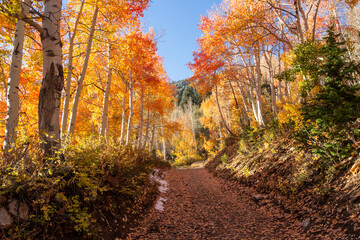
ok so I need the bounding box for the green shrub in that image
[0,135,168,239]
[295,26,360,169]
[221,154,228,164]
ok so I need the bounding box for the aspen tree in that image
[61,0,85,138]
[100,44,112,140]
[68,6,99,135]
[125,72,133,145]
[3,0,31,156]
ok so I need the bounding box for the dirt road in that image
[126,168,308,239]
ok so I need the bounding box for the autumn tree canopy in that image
[0,0,177,161]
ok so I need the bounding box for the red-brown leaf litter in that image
[127,168,309,239]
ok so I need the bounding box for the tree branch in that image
[1,5,44,35]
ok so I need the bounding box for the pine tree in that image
[300,25,360,162]
[303,25,360,128]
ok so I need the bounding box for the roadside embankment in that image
[206,136,360,239]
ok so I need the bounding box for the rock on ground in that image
[0,208,13,228]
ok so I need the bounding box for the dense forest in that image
[0,0,176,238]
[0,0,360,239]
[187,0,360,162]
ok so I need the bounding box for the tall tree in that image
[61,0,85,138]
[3,0,30,157]
[99,44,112,140]
[1,0,65,155]
[38,0,64,155]
[67,6,99,135]
[125,71,133,145]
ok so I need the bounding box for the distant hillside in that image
[172,79,202,109]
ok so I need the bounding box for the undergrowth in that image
[210,118,359,202]
[0,136,170,239]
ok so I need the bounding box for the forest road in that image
[126,168,307,240]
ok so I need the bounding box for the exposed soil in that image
[126,168,308,239]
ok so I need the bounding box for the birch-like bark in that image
[254,50,265,126]
[2,0,64,155]
[68,6,98,135]
[100,44,112,140]
[237,54,256,124]
[3,0,30,155]
[297,0,309,33]
[187,97,196,145]
[137,88,144,148]
[142,108,150,149]
[125,73,133,145]
[294,0,304,43]
[149,123,155,153]
[162,124,166,161]
[278,43,283,101]
[162,137,166,161]
[119,89,127,146]
[286,81,291,98]
[255,84,265,126]
[234,79,250,124]
[270,72,278,117]
[250,91,260,123]
[38,0,64,155]
[61,0,84,138]
[312,0,321,41]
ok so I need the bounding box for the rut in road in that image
[127,168,306,239]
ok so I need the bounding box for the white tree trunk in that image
[234,79,250,124]
[187,97,196,145]
[285,81,290,98]
[251,92,260,123]
[67,6,98,135]
[3,0,30,155]
[119,90,127,145]
[278,44,283,101]
[143,108,150,149]
[162,124,166,161]
[38,0,64,155]
[294,0,305,43]
[125,74,133,145]
[100,44,112,140]
[270,73,278,117]
[149,123,155,153]
[61,0,84,138]
[254,49,265,126]
[137,88,144,148]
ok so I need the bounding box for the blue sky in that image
[62,0,221,81]
[143,0,221,81]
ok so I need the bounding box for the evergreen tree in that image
[174,79,202,109]
[299,26,360,163]
[303,25,360,128]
